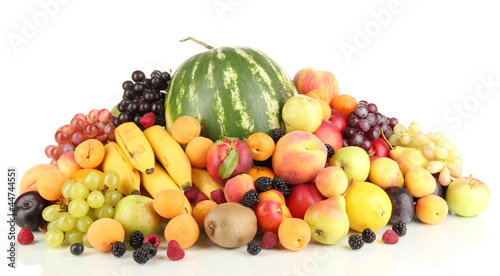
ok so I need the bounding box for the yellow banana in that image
[141,162,192,215]
[115,122,155,175]
[191,166,224,200]
[102,141,141,196]
[143,125,192,191]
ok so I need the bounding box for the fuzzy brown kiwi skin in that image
[204,203,257,248]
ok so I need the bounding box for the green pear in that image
[282,94,323,133]
[303,195,349,245]
[389,146,429,176]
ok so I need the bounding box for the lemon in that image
[345,181,392,232]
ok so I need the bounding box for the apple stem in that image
[180,37,214,50]
[380,127,394,150]
[468,174,474,185]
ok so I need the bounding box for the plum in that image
[385,186,414,224]
[13,191,51,231]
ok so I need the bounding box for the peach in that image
[224,174,256,203]
[312,120,343,151]
[368,157,400,189]
[87,218,125,252]
[293,67,339,105]
[57,151,82,177]
[74,139,105,169]
[37,169,69,201]
[278,218,311,251]
[416,194,448,224]
[254,189,292,234]
[272,131,327,185]
[405,167,436,198]
[19,163,58,194]
[315,166,349,198]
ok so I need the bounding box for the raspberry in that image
[184,185,199,204]
[270,128,284,144]
[255,177,273,193]
[242,190,260,207]
[133,247,151,264]
[210,189,226,204]
[362,228,376,243]
[261,231,279,249]
[17,227,34,245]
[129,230,144,250]
[144,233,161,248]
[111,241,127,257]
[194,192,209,205]
[325,144,335,158]
[141,242,157,257]
[246,240,261,255]
[392,222,407,237]
[348,235,364,250]
[139,112,156,129]
[167,240,185,260]
[382,229,399,244]
[272,176,290,197]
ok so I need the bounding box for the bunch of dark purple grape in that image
[113,70,170,128]
[342,100,399,151]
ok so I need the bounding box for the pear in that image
[389,146,429,176]
[303,194,349,245]
[282,95,323,133]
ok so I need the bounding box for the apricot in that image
[74,139,105,169]
[37,169,69,201]
[153,189,186,219]
[19,163,58,194]
[87,218,125,252]
[248,166,276,181]
[192,200,218,227]
[171,116,201,144]
[185,136,214,168]
[278,218,311,251]
[416,194,448,224]
[330,94,357,117]
[164,214,200,249]
[245,132,275,161]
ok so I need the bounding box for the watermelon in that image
[165,45,297,142]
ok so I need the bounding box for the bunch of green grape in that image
[388,122,463,186]
[41,170,122,248]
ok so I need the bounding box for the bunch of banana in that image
[101,142,141,196]
[191,166,224,200]
[115,122,156,175]
[143,125,192,192]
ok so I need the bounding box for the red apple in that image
[254,189,292,234]
[371,137,390,157]
[328,109,347,133]
[286,183,326,219]
[293,67,339,105]
[313,120,343,151]
[206,138,253,185]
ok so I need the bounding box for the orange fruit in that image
[248,166,276,181]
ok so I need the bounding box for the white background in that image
[1,0,499,275]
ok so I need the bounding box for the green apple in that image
[282,94,323,133]
[446,176,490,217]
[113,195,163,239]
[329,146,370,182]
[304,195,349,245]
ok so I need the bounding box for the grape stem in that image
[380,127,394,150]
[179,37,214,50]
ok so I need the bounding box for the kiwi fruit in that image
[204,202,258,248]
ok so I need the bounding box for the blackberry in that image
[111,241,127,257]
[362,228,376,243]
[242,190,260,207]
[255,177,273,193]
[392,222,407,237]
[348,235,364,250]
[246,240,261,255]
[141,242,157,257]
[129,230,144,250]
[272,176,290,197]
[270,128,284,144]
[133,248,150,264]
[325,144,335,158]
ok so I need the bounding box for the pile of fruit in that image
[13,38,490,264]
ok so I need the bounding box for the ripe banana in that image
[115,122,156,175]
[102,142,141,196]
[143,125,192,192]
[191,166,224,200]
[141,162,192,215]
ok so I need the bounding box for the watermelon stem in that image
[179,37,214,50]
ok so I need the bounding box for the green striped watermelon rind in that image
[165,46,298,142]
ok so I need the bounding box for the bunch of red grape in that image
[342,101,399,151]
[45,109,116,164]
